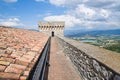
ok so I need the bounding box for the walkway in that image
[48,37,82,80]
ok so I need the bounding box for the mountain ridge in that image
[65,29,120,37]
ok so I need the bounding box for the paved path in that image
[48,37,82,80]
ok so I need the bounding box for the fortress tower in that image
[38,21,65,36]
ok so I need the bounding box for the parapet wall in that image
[56,37,120,80]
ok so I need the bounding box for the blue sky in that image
[0,0,120,31]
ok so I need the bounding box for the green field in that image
[72,35,120,53]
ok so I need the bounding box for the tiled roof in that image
[0,26,49,80]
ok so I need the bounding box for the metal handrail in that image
[28,37,51,80]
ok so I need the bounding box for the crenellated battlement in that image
[38,21,65,36]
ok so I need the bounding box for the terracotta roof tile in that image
[23,71,29,76]
[9,64,26,70]
[0,72,20,80]
[0,53,8,57]
[0,61,10,66]
[5,65,24,74]
[0,50,6,54]
[20,76,27,80]
[0,65,6,72]
[15,59,29,66]
[11,51,24,58]
[0,57,15,63]
[0,26,49,79]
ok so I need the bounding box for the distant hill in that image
[65,29,120,37]
[28,29,39,32]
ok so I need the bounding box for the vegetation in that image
[72,35,120,53]
[104,40,120,53]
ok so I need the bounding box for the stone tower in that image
[38,21,65,36]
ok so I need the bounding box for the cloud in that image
[43,14,120,30]
[49,0,66,6]
[49,0,119,9]
[3,0,18,3]
[0,18,24,27]
[99,9,110,18]
[49,0,89,7]
[75,4,95,19]
[44,15,82,28]
[47,0,120,30]
[35,0,45,2]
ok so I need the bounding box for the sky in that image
[0,0,120,31]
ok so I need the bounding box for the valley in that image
[71,35,120,53]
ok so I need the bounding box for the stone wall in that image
[57,37,120,80]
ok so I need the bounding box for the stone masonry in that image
[57,37,120,80]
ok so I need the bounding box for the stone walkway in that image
[48,37,82,80]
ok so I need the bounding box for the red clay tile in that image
[15,59,29,66]
[31,46,41,52]
[5,50,12,55]
[0,60,10,66]
[5,64,26,74]
[7,55,16,59]
[0,72,20,80]
[13,45,22,50]
[0,45,7,49]
[5,66,23,74]
[17,56,33,63]
[26,67,32,72]
[0,53,8,57]
[11,51,24,58]
[23,54,34,59]
[0,50,5,54]
[11,53,21,58]
[0,57,15,63]
[24,71,29,76]
[0,65,6,71]
[26,51,37,56]
[7,47,15,52]
[20,76,27,80]
[28,62,35,69]
[9,64,26,70]
[33,57,38,63]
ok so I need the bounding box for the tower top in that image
[38,21,65,26]
[38,21,65,36]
